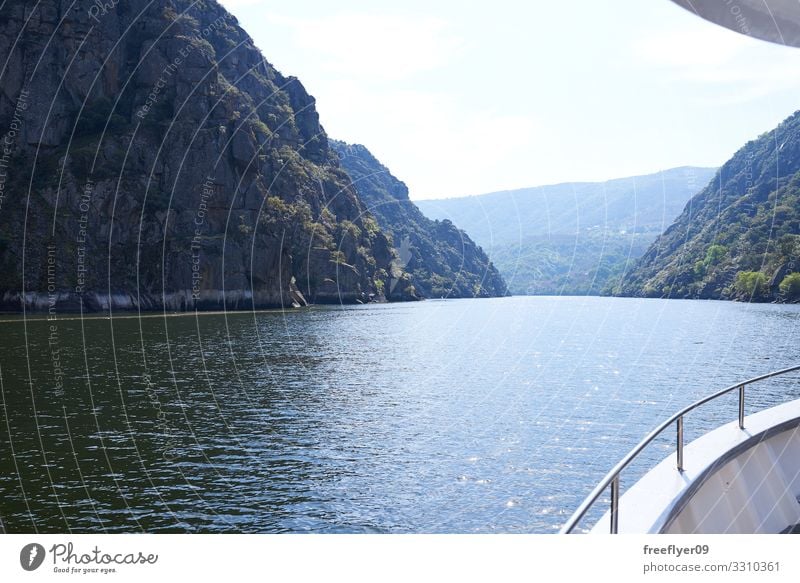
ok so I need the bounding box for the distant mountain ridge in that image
[616,111,800,302]
[331,141,508,299]
[417,167,717,295]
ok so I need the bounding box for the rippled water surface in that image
[1,296,799,533]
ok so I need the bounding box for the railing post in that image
[677,415,684,472]
[738,385,745,429]
[610,475,620,534]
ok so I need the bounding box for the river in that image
[1,296,798,532]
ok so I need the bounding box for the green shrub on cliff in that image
[704,244,727,266]
[779,272,800,299]
[733,271,769,299]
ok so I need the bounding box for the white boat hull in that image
[592,398,800,533]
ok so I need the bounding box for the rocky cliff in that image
[616,110,800,302]
[0,0,410,311]
[331,141,508,298]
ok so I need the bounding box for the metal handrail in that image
[560,364,800,534]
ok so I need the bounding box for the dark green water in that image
[1,296,798,533]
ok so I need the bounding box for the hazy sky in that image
[219,0,800,200]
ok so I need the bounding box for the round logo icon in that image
[20,543,46,571]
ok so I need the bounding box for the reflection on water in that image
[0,296,798,533]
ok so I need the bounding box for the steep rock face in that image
[0,0,399,311]
[331,141,508,299]
[617,111,800,302]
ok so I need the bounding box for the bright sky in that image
[219,0,800,200]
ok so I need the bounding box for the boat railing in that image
[560,364,800,534]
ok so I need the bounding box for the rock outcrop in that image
[0,0,405,311]
[331,141,508,299]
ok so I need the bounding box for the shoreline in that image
[0,306,307,324]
